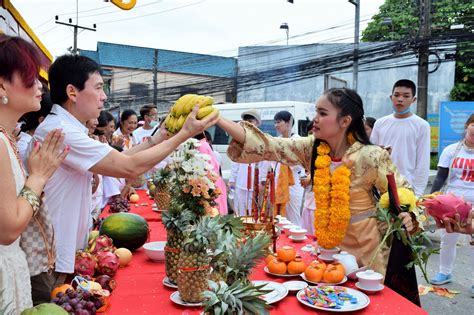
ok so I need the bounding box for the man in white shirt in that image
[30,54,219,303]
[370,79,430,197]
[133,105,159,144]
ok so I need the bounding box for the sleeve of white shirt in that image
[438,144,454,168]
[412,122,431,196]
[62,130,113,172]
[229,162,239,184]
[370,121,380,145]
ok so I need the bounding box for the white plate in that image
[264,266,300,277]
[318,254,335,262]
[355,282,384,294]
[297,285,370,312]
[347,266,369,280]
[283,280,308,293]
[288,235,308,242]
[162,276,178,289]
[300,244,315,252]
[252,280,288,304]
[170,291,203,307]
[300,273,348,286]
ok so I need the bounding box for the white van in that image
[207,101,316,181]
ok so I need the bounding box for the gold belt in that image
[350,209,376,224]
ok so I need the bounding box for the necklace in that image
[0,125,26,178]
[463,139,474,154]
[313,141,351,249]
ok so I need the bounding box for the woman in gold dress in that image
[217,88,415,275]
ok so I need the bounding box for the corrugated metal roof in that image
[80,42,236,78]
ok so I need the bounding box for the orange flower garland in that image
[313,142,351,249]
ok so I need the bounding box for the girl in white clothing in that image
[429,114,474,297]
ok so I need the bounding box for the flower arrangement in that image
[371,188,438,282]
[313,141,351,249]
[168,139,221,216]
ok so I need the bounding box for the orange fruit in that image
[267,259,287,275]
[304,265,325,283]
[287,256,306,275]
[265,254,277,265]
[276,246,296,262]
[51,284,74,299]
[322,263,345,283]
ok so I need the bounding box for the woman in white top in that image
[0,35,68,314]
[429,114,474,296]
[114,109,138,150]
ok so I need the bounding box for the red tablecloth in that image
[102,190,428,315]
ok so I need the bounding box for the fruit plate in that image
[252,280,288,304]
[300,273,348,286]
[355,282,384,294]
[283,280,308,293]
[170,291,202,307]
[264,266,300,277]
[162,277,178,289]
[288,235,308,242]
[297,285,370,312]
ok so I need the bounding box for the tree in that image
[362,0,473,101]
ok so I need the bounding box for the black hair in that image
[139,104,157,118]
[48,54,101,105]
[392,79,416,96]
[242,114,257,122]
[120,109,137,123]
[97,110,115,128]
[20,91,53,132]
[364,117,376,129]
[310,88,371,181]
[274,110,294,126]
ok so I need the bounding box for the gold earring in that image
[1,95,8,105]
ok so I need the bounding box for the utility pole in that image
[55,1,96,55]
[349,0,360,91]
[417,0,431,120]
[153,49,158,106]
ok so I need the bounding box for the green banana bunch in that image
[164,94,219,134]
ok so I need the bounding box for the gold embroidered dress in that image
[228,122,411,275]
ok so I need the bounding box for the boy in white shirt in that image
[133,105,159,144]
[370,79,430,197]
[30,54,218,303]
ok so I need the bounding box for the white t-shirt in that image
[370,114,430,196]
[33,105,113,273]
[438,142,474,204]
[113,128,138,150]
[132,126,157,145]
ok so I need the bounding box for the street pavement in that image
[416,231,473,314]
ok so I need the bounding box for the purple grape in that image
[69,298,80,307]
[56,292,65,298]
[63,304,73,312]
[81,291,91,300]
[85,301,95,310]
[91,306,97,314]
[68,291,77,299]
[66,288,74,294]
[94,299,102,308]
[58,296,68,304]
[51,297,60,304]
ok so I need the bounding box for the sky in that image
[13,0,386,58]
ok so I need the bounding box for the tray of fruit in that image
[300,260,347,285]
[265,246,307,277]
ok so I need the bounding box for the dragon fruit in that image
[420,193,472,221]
[88,235,114,255]
[96,251,120,277]
[75,251,97,277]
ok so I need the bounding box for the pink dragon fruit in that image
[421,193,472,221]
[96,251,120,277]
[75,251,97,277]
[88,235,114,255]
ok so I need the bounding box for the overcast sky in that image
[13,0,385,58]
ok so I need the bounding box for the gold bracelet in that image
[19,186,42,217]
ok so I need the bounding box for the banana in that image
[167,116,176,133]
[164,114,171,129]
[196,106,218,120]
[172,116,182,132]
[175,94,197,116]
[177,115,186,130]
[197,96,214,108]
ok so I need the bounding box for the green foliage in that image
[371,206,438,283]
[218,215,245,239]
[203,280,271,315]
[430,153,439,170]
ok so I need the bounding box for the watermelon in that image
[99,213,150,251]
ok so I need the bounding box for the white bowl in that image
[143,241,166,261]
[319,247,340,260]
[356,269,384,290]
[288,227,307,238]
[277,219,291,228]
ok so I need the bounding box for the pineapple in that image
[223,232,271,285]
[153,167,172,210]
[178,216,223,303]
[218,215,245,239]
[203,280,271,315]
[210,231,235,283]
[162,207,195,284]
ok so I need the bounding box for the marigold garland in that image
[313,142,352,249]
